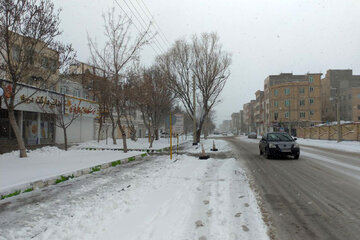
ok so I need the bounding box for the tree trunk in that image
[63,127,68,151]
[196,128,201,143]
[117,120,128,152]
[155,128,159,140]
[109,114,117,145]
[111,121,117,145]
[8,109,27,158]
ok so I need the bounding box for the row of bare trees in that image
[157,33,231,142]
[0,0,230,158]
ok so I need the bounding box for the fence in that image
[297,123,360,141]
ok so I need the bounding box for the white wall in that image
[55,116,95,144]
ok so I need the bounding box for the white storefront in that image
[0,80,98,146]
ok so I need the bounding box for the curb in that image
[0,152,149,201]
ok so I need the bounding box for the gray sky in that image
[53,0,360,124]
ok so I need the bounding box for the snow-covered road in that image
[0,142,269,240]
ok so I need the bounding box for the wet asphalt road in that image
[225,136,360,240]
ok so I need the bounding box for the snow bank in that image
[296,138,360,153]
[74,137,189,150]
[0,147,142,193]
[182,139,232,154]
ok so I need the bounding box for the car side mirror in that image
[293,137,297,141]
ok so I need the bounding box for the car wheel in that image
[294,154,299,160]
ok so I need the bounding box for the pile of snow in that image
[74,137,189,150]
[0,147,142,193]
[183,139,232,153]
[315,120,354,127]
[296,138,360,153]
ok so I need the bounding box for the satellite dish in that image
[0,87,4,97]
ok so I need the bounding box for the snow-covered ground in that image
[182,139,232,153]
[0,147,142,193]
[296,138,360,153]
[74,137,189,150]
[0,149,269,240]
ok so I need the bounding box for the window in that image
[299,99,305,106]
[60,87,67,94]
[74,89,81,98]
[309,87,314,92]
[274,112,278,120]
[48,59,57,73]
[309,111,314,116]
[274,89,278,96]
[358,105,360,110]
[299,87,305,94]
[285,99,290,107]
[358,116,360,121]
[309,76,314,83]
[309,98,314,104]
[284,88,290,95]
[358,93,360,99]
[26,49,35,65]
[12,45,20,61]
[41,56,48,68]
[274,101,278,107]
[284,111,289,118]
[300,112,305,118]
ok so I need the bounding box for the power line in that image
[113,0,161,56]
[119,0,166,54]
[137,0,172,47]
[125,0,168,53]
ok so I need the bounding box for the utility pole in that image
[192,75,197,145]
[337,88,341,142]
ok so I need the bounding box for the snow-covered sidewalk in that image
[0,143,269,240]
[0,138,190,195]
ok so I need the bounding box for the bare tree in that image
[0,0,75,157]
[132,66,174,148]
[88,7,152,152]
[158,32,231,142]
[36,93,80,151]
[192,33,231,141]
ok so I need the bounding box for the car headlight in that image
[293,143,299,148]
[269,143,276,148]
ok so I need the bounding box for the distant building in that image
[321,69,360,122]
[231,112,240,135]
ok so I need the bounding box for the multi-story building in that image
[321,69,360,122]
[254,90,264,135]
[264,73,322,135]
[239,110,245,133]
[231,112,240,135]
[243,100,256,133]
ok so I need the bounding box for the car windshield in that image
[267,133,293,141]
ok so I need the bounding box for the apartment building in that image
[321,69,360,122]
[254,90,265,135]
[243,100,256,133]
[231,112,240,134]
[264,73,322,135]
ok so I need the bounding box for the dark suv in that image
[259,132,300,159]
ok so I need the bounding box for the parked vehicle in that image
[248,132,257,139]
[259,132,300,159]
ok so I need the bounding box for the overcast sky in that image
[53,0,360,125]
